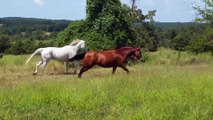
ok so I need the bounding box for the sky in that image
[0,0,201,22]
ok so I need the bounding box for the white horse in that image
[25,39,86,75]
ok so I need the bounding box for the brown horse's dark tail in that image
[69,52,86,62]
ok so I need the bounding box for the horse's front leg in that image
[73,61,78,74]
[119,64,129,73]
[65,61,70,74]
[78,65,93,78]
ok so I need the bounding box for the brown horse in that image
[78,47,142,78]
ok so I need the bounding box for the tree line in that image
[0,0,212,55]
[0,17,70,54]
[56,0,213,54]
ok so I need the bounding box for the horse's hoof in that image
[33,73,37,75]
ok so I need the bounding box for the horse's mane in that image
[70,39,82,46]
[117,47,135,50]
[116,47,140,53]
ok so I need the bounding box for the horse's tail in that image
[25,48,43,64]
[69,52,86,62]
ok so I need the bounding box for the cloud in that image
[33,0,45,6]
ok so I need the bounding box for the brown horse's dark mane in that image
[116,47,139,58]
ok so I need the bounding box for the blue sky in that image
[0,0,201,22]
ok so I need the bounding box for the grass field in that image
[0,48,213,119]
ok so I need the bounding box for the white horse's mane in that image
[70,39,83,46]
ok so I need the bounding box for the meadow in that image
[0,48,213,119]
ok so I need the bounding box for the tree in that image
[130,0,136,9]
[189,0,213,54]
[0,34,10,53]
[8,40,25,55]
[188,27,213,54]
[57,0,136,50]
[193,0,213,25]
[171,34,189,51]
[127,1,157,51]
[32,30,44,40]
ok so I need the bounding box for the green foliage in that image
[156,24,208,52]
[0,34,10,52]
[188,27,213,54]
[56,20,86,46]
[56,0,136,50]
[147,48,213,65]
[128,3,157,51]
[2,3,212,55]
[57,0,160,51]
[0,17,69,54]
[8,40,26,55]
[135,23,158,51]
[170,29,192,51]
[193,0,213,24]
[193,0,213,54]
[0,17,70,35]
[6,39,54,55]
[154,22,204,30]
[32,30,44,40]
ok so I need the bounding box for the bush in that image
[0,34,11,53]
[188,27,213,54]
[6,39,54,54]
[56,0,136,50]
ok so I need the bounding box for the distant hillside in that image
[0,17,205,34]
[154,22,205,30]
[0,17,71,35]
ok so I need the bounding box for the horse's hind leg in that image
[41,61,49,75]
[73,61,78,74]
[33,60,43,75]
[65,61,70,74]
[112,66,117,74]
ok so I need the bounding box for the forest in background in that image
[55,0,212,54]
[0,1,213,119]
[0,17,210,55]
[0,0,212,55]
[0,17,71,54]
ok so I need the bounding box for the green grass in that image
[0,49,213,119]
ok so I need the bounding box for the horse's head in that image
[70,39,85,49]
[79,40,85,49]
[133,48,142,60]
